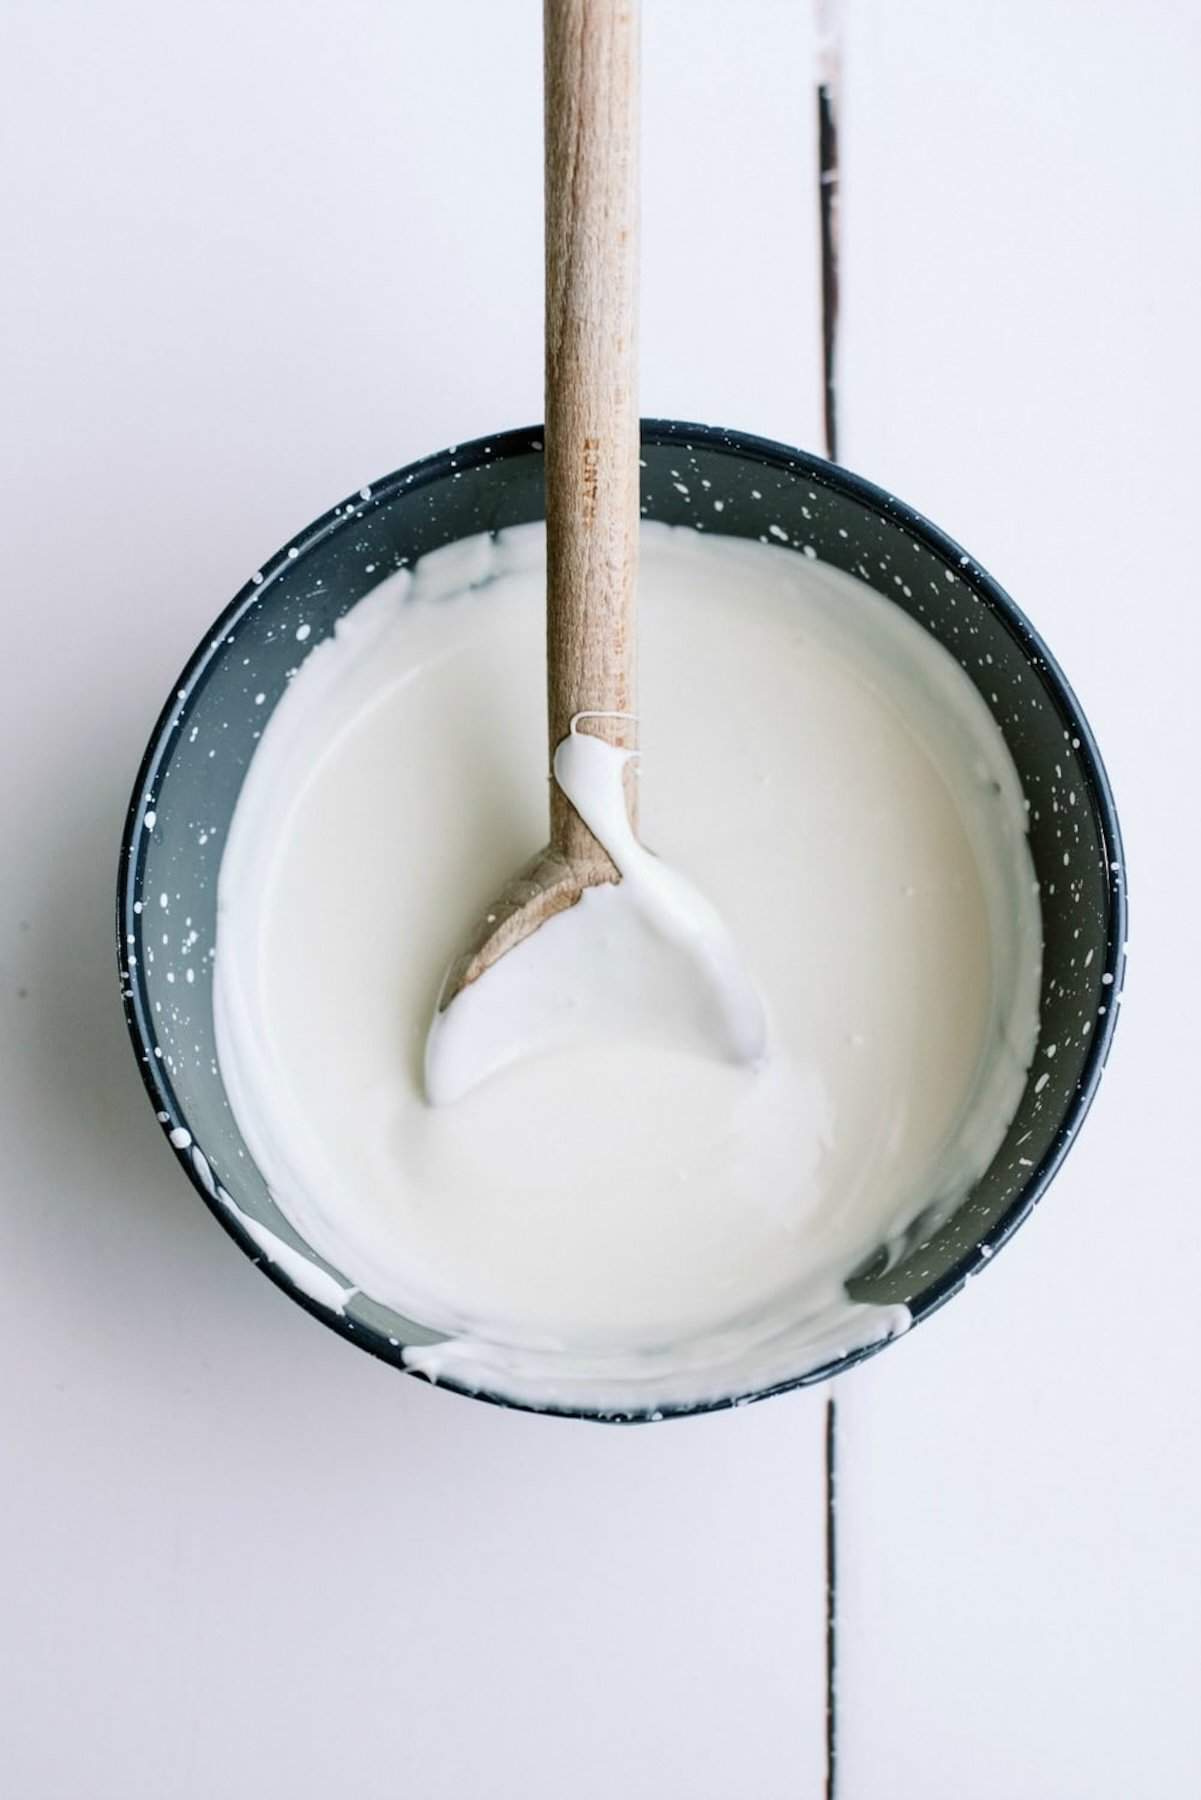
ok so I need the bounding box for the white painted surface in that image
[5,0,1197,1792]
[837,3,1201,1794]
[0,3,828,1796]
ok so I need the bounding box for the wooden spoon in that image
[425,0,762,1107]
[434,0,641,1014]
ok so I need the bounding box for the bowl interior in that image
[119,422,1125,1414]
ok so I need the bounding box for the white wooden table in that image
[2,4,1197,1794]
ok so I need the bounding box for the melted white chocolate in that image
[213,522,1041,1413]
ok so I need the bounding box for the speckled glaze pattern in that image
[117,422,1126,1420]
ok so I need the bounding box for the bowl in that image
[118,421,1126,1420]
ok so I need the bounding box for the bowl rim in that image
[117,418,1128,1422]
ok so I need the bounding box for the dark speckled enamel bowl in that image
[117,422,1126,1421]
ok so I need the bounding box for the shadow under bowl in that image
[118,421,1126,1421]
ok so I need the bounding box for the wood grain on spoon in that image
[438,0,641,1009]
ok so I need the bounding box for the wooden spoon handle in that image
[544,0,640,867]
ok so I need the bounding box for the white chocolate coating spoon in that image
[424,0,765,1105]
